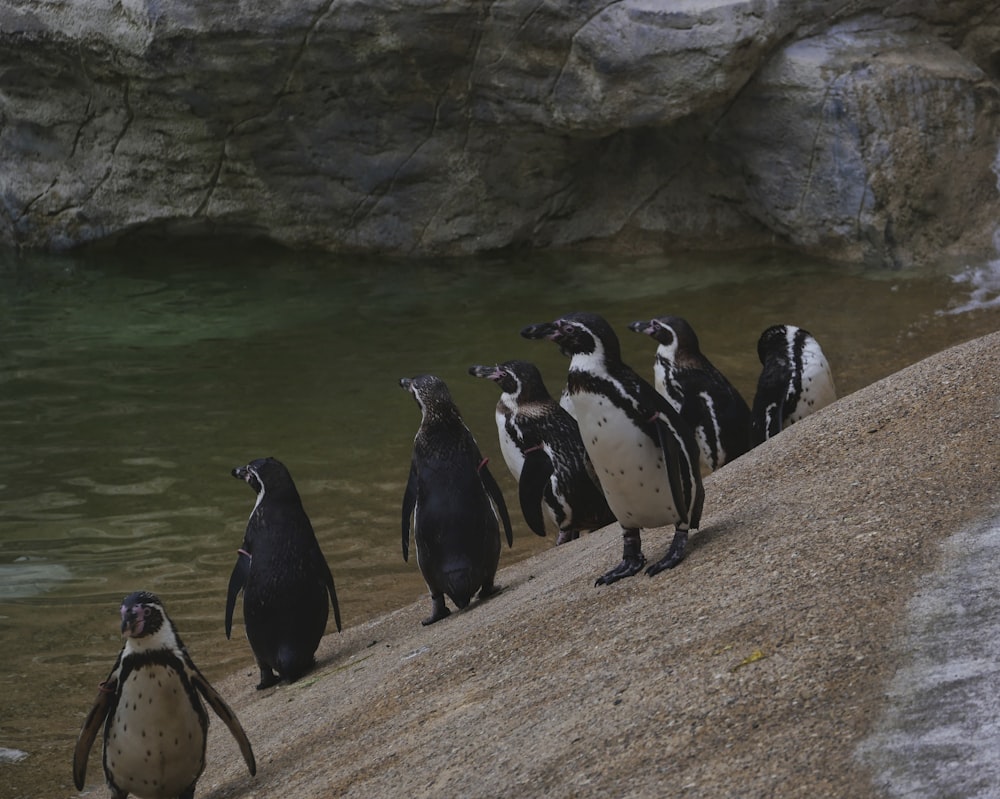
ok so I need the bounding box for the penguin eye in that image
[143,607,151,618]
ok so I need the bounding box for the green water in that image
[1,243,997,798]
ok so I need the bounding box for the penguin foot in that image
[478,582,501,601]
[646,529,689,577]
[595,552,646,586]
[421,595,451,626]
[256,666,281,690]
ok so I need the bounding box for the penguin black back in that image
[227,457,342,689]
[400,375,513,625]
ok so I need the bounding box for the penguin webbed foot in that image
[255,665,281,691]
[596,529,646,586]
[595,554,646,586]
[478,581,501,601]
[645,529,689,577]
[421,595,451,626]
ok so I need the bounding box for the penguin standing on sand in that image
[73,590,256,799]
[751,324,838,445]
[629,315,751,474]
[226,457,342,689]
[522,312,705,585]
[400,374,513,625]
[468,360,615,544]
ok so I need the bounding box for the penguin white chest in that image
[106,663,205,799]
[496,406,525,480]
[792,342,837,422]
[571,391,678,528]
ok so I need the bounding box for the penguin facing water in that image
[226,457,342,689]
[468,360,614,544]
[400,374,513,625]
[73,591,256,799]
[522,312,705,585]
[751,324,838,445]
[629,315,751,474]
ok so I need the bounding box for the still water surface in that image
[1,243,998,797]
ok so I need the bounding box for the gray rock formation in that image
[1,0,997,267]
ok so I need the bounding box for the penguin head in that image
[120,591,166,639]
[756,324,793,365]
[521,312,621,362]
[468,360,551,402]
[232,457,294,497]
[629,316,700,363]
[400,375,462,425]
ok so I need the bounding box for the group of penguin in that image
[73,312,836,799]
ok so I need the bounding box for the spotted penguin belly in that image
[106,664,205,799]
[572,391,679,529]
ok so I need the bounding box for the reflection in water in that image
[0,243,997,797]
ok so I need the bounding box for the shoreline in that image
[80,330,999,798]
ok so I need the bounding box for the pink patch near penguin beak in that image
[120,604,144,638]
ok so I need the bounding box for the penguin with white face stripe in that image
[468,360,615,544]
[521,312,705,585]
[226,457,342,689]
[751,324,838,445]
[73,591,256,799]
[629,315,752,475]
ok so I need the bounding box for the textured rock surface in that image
[1,0,998,265]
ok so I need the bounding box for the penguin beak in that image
[121,604,144,638]
[520,321,559,341]
[628,320,654,336]
[232,466,248,480]
[468,364,502,382]
[399,378,414,392]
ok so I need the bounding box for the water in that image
[1,243,998,798]
[857,512,1000,798]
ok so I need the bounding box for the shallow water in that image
[857,513,1000,798]
[0,243,998,798]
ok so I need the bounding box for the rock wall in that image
[1,0,998,267]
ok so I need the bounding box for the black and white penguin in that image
[521,312,705,585]
[226,457,342,689]
[73,591,256,799]
[629,315,752,474]
[468,360,615,544]
[751,324,838,445]
[400,374,514,625]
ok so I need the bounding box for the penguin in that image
[226,457,342,689]
[751,324,838,445]
[521,312,705,585]
[400,374,514,625]
[73,591,256,799]
[468,360,615,544]
[629,316,752,474]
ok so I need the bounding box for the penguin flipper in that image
[73,676,117,790]
[319,557,343,633]
[518,448,553,537]
[480,461,514,547]
[652,412,691,524]
[191,670,257,776]
[401,462,418,562]
[225,549,251,640]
